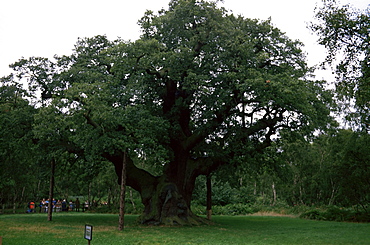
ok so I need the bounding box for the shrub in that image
[353,212,370,222]
[323,206,351,222]
[300,206,370,222]
[300,209,326,220]
[193,204,254,216]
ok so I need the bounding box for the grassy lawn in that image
[0,213,369,244]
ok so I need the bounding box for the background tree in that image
[0,77,40,212]
[280,134,338,206]
[327,130,370,211]
[277,129,369,210]
[310,0,370,130]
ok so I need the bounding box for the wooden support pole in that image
[48,159,55,221]
[118,151,127,231]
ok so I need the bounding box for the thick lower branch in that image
[103,152,158,196]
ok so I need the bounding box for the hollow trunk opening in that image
[138,179,208,226]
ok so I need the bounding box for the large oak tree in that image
[7,0,333,225]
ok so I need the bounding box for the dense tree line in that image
[0,0,369,223]
[193,130,369,212]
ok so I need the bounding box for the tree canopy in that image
[2,0,334,225]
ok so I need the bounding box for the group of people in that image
[27,198,89,213]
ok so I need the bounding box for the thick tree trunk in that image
[107,153,218,226]
[138,177,206,225]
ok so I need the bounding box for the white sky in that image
[0,0,368,81]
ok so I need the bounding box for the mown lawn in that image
[0,213,369,244]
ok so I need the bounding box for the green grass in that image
[0,213,369,244]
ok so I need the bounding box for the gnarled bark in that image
[106,152,218,226]
[139,180,206,225]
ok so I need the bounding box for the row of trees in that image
[1,116,368,214]
[1,0,369,224]
[194,129,369,211]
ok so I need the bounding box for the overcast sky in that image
[0,0,368,81]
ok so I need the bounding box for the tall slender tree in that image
[310,0,370,130]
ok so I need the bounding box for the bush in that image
[300,206,370,222]
[191,203,206,215]
[353,212,370,222]
[191,203,254,216]
[324,206,351,222]
[223,204,254,215]
[299,209,326,220]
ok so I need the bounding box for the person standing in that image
[62,199,67,211]
[69,200,74,211]
[52,199,57,212]
[75,198,80,212]
[30,201,35,213]
[56,200,62,212]
[39,199,44,213]
[45,199,49,213]
[84,200,89,212]
[27,201,35,213]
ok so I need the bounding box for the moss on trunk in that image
[108,152,219,226]
[138,181,209,226]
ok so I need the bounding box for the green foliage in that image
[326,131,370,208]
[277,129,370,209]
[300,209,325,220]
[211,204,254,216]
[191,128,369,221]
[300,206,370,223]
[311,0,370,129]
[0,82,41,206]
